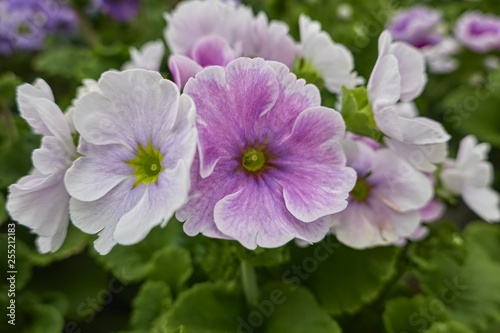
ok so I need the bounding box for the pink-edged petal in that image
[64,144,134,201]
[32,136,74,174]
[213,180,298,249]
[191,35,236,67]
[168,54,203,89]
[177,155,240,239]
[368,55,401,111]
[274,107,355,222]
[390,42,427,101]
[255,61,321,142]
[462,186,500,222]
[420,199,445,222]
[370,149,433,212]
[7,173,69,238]
[113,160,191,245]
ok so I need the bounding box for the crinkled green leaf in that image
[148,246,193,292]
[0,72,21,107]
[27,303,64,333]
[424,321,474,333]
[153,283,245,333]
[260,282,341,333]
[383,295,450,333]
[463,222,500,265]
[131,281,172,331]
[414,222,500,331]
[288,236,400,316]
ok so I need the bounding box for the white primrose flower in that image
[441,135,500,222]
[64,69,197,254]
[298,14,364,94]
[368,31,447,142]
[7,79,77,253]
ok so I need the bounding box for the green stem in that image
[240,260,259,307]
[76,10,100,49]
[0,106,18,144]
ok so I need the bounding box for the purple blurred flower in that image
[455,11,500,53]
[93,0,140,22]
[387,6,442,48]
[0,0,78,55]
[387,6,458,74]
[177,57,356,249]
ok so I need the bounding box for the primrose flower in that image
[164,0,296,88]
[441,135,500,222]
[329,138,433,249]
[455,12,500,53]
[122,40,165,71]
[177,57,356,249]
[368,31,450,146]
[64,69,197,254]
[7,79,76,253]
[298,14,364,94]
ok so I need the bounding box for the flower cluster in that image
[6,0,500,255]
[0,0,78,55]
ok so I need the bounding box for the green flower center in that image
[127,142,163,186]
[242,149,266,172]
[351,177,371,202]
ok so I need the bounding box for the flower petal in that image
[191,35,236,67]
[390,42,427,101]
[462,185,500,222]
[168,54,204,89]
[370,149,433,212]
[368,55,401,111]
[65,143,133,201]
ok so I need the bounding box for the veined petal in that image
[370,149,433,212]
[168,54,204,89]
[191,35,236,67]
[368,55,401,111]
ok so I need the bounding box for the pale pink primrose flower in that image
[177,57,356,249]
[441,135,500,222]
[329,138,433,249]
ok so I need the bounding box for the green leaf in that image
[148,246,193,292]
[235,246,290,268]
[0,235,33,290]
[33,47,112,81]
[0,72,21,107]
[27,303,64,333]
[463,222,500,265]
[260,283,341,333]
[93,221,186,283]
[288,236,400,316]
[424,321,474,333]
[153,283,245,333]
[0,193,7,226]
[414,222,500,331]
[131,281,172,331]
[340,86,381,139]
[383,295,450,333]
